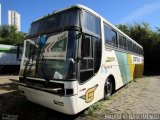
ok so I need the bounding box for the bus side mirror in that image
[16,43,22,61]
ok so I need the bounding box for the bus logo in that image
[80,84,98,103]
[106,57,115,62]
[53,100,64,106]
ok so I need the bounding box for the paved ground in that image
[0,75,160,120]
[79,76,160,120]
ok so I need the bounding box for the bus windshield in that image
[25,31,76,81]
[27,8,80,36]
[23,8,80,81]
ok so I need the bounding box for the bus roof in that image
[32,4,143,49]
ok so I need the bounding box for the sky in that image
[0,0,160,33]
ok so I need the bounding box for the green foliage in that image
[117,22,160,74]
[84,101,103,116]
[0,25,26,45]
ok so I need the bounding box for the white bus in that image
[17,5,144,115]
[0,44,21,72]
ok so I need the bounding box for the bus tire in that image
[104,78,113,100]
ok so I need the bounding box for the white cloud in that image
[119,3,160,23]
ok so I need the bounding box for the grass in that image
[84,101,104,116]
[84,77,150,116]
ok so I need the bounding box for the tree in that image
[117,23,160,75]
[0,25,26,45]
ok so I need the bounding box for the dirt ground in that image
[94,76,160,119]
[0,75,160,120]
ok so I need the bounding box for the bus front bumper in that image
[19,85,77,115]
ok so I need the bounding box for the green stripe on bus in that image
[0,48,11,50]
[115,51,130,84]
[0,48,16,53]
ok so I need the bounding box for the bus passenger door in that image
[77,34,102,111]
[79,35,94,83]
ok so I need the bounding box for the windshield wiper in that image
[40,55,50,82]
[37,42,51,83]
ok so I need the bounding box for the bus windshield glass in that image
[27,8,80,36]
[25,31,76,80]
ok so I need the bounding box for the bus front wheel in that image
[104,78,113,100]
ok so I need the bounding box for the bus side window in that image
[104,24,118,47]
[119,35,127,50]
[81,36,92,58]
[123,37,127,50]
[127,40,132,52]
[133,44,136,53]
[82,10,101,36]
[141,48,144,55]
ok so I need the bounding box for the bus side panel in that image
[134,62,144,78]
[115,52,144,86]
[115,51,131,84]
[128,54,135,80]
[105,49,144,91]
[130,55,144,79]
[105,49,124,90]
